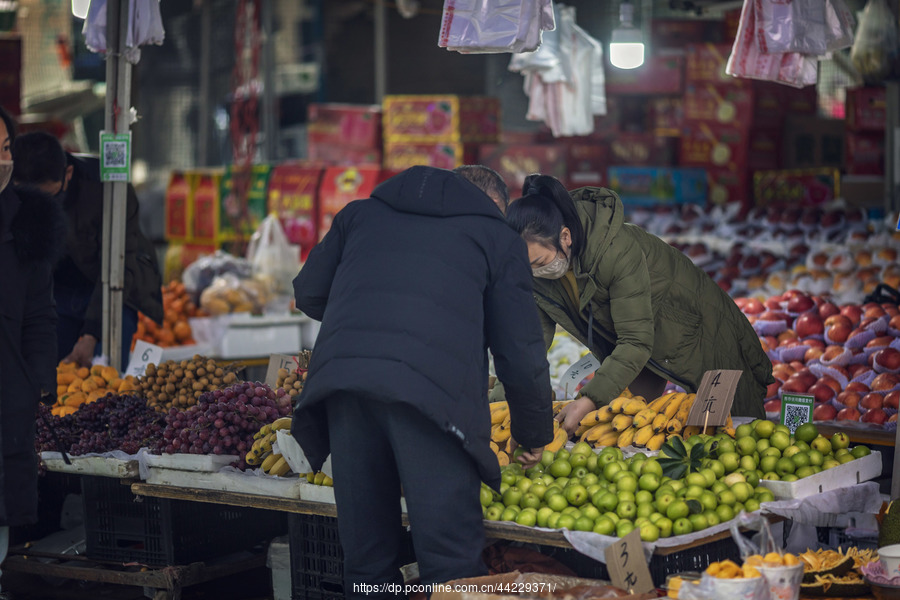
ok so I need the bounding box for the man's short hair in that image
[453,165,510,211]
[12,131,68,185]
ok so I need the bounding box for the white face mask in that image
[0,160,12,194]
[532,249,570,279]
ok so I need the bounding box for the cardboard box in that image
[752,168,840,207]
[686,43,749,87]
[782,86,818,115]
[478,143,568,194]
[383,95,500,143]
[680,125,748,172]
[650,97,683,136]
[706,166,750,206]
[841,175,885,209]
[318,166,381,240]
[433,571,656,600]
[307,142,382,167]
[751,81,786,129]
[0,34,21,116]
[191,170,225,242]
[846,131,885,176]
[846,86,886,132]
[307,103,382,148]
[605,54,684,95]
[218,164,273,241]
[683,84,755,130]
[164,171,195,242]
[383,141,478,171]
[783,116,844,169]
[609,134,678,166]
[608,167,708,206]
[566,143,609,188]
[748,129,782,171]
[267,163,323,260]
[652,20,722,48]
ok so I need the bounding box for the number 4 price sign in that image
[685,370,742,433]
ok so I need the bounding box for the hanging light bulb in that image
[609,1,644,70]
[72,0,90,19]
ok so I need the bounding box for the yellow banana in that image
[617,427,636,448]
[674,393,696,422]
[683,425,702,438]
[596,405,615,423]
[620,388,634,399]
[611,414,634,432]
[489,401,509,413]
[552,400,572,416]
[255,424,273,439]
[491,407,509,425]
[622,398,648,416]
[648,391,677,412]
[609,396,629,414]
[632,408,658,429]
[489,440,500,454]
[491,423,511,443]
[662,392,687,419]
[269,456,291,477]
[646,432,666,451]
[651,412,669,433]
[497,451,510,466]
[545,428,569,452]
[574,423,593,437]
[261,452,283,473]
[271,417,292,431]
[593,430,621,448]
[667,418,684,435]
[582,422,615,443]
[633,424,655,447]
[313,471,327,485]
[580,409,602,426]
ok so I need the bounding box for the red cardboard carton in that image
[383,141,477,171]
[192,170,225,242]
[680,125,748,171]
[753,168,840,207]
[651,97,684,136]
[383,95,500,143]
[782,86,818,114]
[652,20,722,48]
[752,81,786,129]
[566,143,609,188]
[307,142,382,167]
[307,103,382,149]
[783,116,844,169]
[267,163,323,260]
[218,165,273,241]
[846,132,885,176]
[478,144,568,194]
[605,54,685,95]
[686,43,749,87]
[683,84,755,130]
[609,134,678,166]
[707,166,750,206]
[165,171,195,242]
[846,86,886,132]
[318,166,381,240]
[748,129,782,171]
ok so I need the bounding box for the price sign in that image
[780,393,814,433]
[605,528,654,594]
[265,353,299,387]
[685,369,742,428]
[559,354,601,399]
[125,340,163,377]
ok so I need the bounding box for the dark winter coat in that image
[291,166,554,490]
[0,186,65,527]
[531,187,774,418]
[59,154,163,338]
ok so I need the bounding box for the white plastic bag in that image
[759,0,854,55]
[850,0,900,85]
[83,0,165,64]
[438,0,555,54]
[247,214,301,297]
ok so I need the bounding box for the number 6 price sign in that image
[125,340,164,377]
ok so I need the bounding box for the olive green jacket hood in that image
[529,187,773,418]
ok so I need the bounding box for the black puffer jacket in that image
[291,166,553,489]
[0,186,65,527]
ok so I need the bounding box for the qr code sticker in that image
[783,404,810,433]
[104,142,127,168]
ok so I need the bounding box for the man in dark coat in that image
[0,107,65,595]
[291,165,553,597]
[12,132,163,370]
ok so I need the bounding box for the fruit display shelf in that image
[41,452,140,479]
[759,451,883,499]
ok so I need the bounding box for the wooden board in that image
[813,424,895,447]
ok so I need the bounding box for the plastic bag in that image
[824,0,856,52]
[182,250,252,299]
[246,213,300,297]
[438,0,555,54]
[199,273,268,316]
[850,0,900,85]
[83,0,165,64]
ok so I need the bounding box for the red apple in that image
[865,305,887,319]
[790,360,807,372]
[826,323,852,344]
[848,364,872,379]
[795,313,824,338]
[831,365,850,379]
[861,393,885,410]
[890,414,898,423]
[764,399,782,413]
[885,390,900,410]
[872,372,900,391]
[809,382,837,404]
[804,346,825,362]
[806,338,826,350]
[784,370,817,392]
[813,403,837,421]
[765,296,784,311]
[786,292,815,313]
[741,298,765,315]
[867,336,895,349]
[822,346,846,362]
[772,364,796,383]
[837,407,861,421]
[836,391,861,409]
[818,302,840,319]
[819,376,843,395]
[825,314,853,328]
[861,407,888,425]
[873,348,900,371]
[778,331,800,345]
[841,305,863,325]
[890,315,900,331]
[846,381,872,394]
[847,328,868,343]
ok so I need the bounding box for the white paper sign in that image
[559,353,601,397]
[125,340,164,377]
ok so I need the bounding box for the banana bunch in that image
[261,452,292,477]
[575,392,731,451]
[489,400,572,465]
[245,417,293,467]
[300,471,334,486]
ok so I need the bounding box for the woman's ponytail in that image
[508,174,584,257]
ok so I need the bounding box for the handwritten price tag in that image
[265,353,299,387]
[559,354,601,398]
[125,340,163,377]
[685,369,742,428]
[605,528,654,594]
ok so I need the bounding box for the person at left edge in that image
[12,131,163,370]
[291,165,553,598]
[0,106,66,599]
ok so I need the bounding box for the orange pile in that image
[132,281,205,349]
[53,362,139,416]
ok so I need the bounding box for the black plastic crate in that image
[289,513,415,600]
[82,475,287,566]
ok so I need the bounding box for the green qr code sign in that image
[780,393,815,433]
[100,131,132,182]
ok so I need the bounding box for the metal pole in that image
[886,81,900,214]
[102,0,131,370]
[374,0,387,103]
[198,0,211,166]
[261,0,277,161]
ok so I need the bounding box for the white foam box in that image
[159,343,215,362]
[41,453,139,479]
[267,536,291,600]
[146,467,308,498]
[217,314,305,358]
[144,453,240,472]
[759,451,883,499]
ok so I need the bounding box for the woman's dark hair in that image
[0,104,16,147]
[507,174,584,258]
